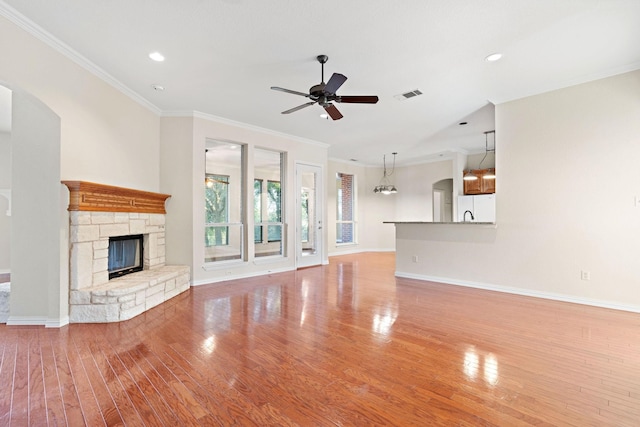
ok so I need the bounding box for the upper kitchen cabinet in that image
[463,169,495,195]
[463,130,496,195]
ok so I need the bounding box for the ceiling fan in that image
[270,55,379,120]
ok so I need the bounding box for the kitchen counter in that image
[384,221,496,227]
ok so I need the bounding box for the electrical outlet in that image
[412,255,418,263]
[581,270,591,281]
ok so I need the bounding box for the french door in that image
[295,163,323,268]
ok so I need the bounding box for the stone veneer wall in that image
[70,211,166,290]
[68,210,190,323]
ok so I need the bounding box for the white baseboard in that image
[191,266,296,286]
[396,271,640,314]
[6,316,49,326]
[46,316,70,328]
[329,248,395,257]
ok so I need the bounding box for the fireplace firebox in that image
[108,234,144,279]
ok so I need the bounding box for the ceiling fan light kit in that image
[271,55,379,120]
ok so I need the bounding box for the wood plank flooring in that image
[1,252,639,425]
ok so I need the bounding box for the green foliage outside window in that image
[205,174,229,246]
[267,181,281,241]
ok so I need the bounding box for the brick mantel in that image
[62,181,171,214]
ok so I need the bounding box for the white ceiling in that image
[2,0,640,166]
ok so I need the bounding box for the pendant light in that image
[373,152,398,194]
[463,170,478,181]
[479,130,496,180]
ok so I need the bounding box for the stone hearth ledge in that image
[70,265,190,323]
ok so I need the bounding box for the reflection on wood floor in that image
[1,252,639,425]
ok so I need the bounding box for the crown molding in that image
[162,110,330,149]
[0,2,162,115]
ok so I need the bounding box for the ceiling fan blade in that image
[323,103,343,120]
[323,73,347,95]
[271,86,310,98]
[281,101,316,114]
[337,95,379,104]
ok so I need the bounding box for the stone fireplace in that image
[63,181,190,323]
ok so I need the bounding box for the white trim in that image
[46,316,69,328]
[329,247,395,257]
[191,265,295,286]
[395,271,640,314]
[201,259,247,271]
[163,110,330,149]
[252,255,287,265]
[329,147,472,168]
[6,316,48,326]
[0,2,162,115]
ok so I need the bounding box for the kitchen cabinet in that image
[457,194,495,222]
[463,169,495,194]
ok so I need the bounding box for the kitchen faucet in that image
[463,210,474,222]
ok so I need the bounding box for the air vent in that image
[394,89,423,101]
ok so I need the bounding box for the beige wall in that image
[0,15,162,325]
[394,70,640,311]
[327,160,396,255]
[394,160,455,222]
[0,15,160,191]
[9,88,66,326]
[0,129,10,272]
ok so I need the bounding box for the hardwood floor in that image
[1,252,639,426]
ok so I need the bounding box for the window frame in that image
[336,172,357,245]
[204,173,230,247]
[253,149,285,259]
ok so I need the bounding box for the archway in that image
[0,82,67,327]
[432,178,453,222]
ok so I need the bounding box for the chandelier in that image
[373,152,398,194]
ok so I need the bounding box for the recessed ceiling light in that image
[149,51,165,62]
[485,53,502,62]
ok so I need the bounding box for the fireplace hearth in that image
[63,181,190,323]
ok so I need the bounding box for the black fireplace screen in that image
[108,234,143,279]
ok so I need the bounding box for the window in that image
[204,141,244,262]
[205,174,229,246]
[254,179,263,243]
[254,149,284,257]
[336,172,355,244]
[301,190,309,243]
[267,180,282,242]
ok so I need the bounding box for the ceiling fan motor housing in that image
[309,83,326,99]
